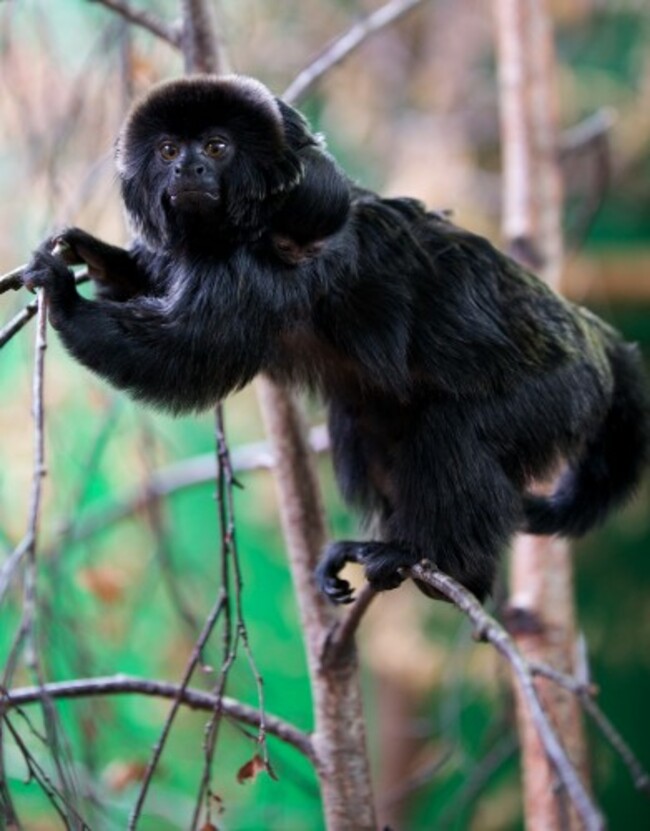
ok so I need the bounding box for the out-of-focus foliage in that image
[0,1,648,829]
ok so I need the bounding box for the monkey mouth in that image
[167,190,220,210]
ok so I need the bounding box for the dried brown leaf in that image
[236,753,277,784]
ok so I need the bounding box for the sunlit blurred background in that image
[0,1,648,828]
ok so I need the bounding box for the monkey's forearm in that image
[50,295,265,413]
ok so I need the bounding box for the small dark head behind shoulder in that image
[116,74,310,250]
[269,148,351,266]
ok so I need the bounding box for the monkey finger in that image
[322,577,355,605]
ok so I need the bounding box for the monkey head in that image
[116,75,307,249]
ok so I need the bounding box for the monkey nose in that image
[174,164,206,177]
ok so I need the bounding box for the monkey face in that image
[157,132,233,214]
[272,235,326,266]
[116,75,305,248]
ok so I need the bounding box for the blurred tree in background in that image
[0,1,648,829]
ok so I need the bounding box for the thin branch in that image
[23,292,48,673]
[0,292,83,823]
[1,675,315,761]
[88,0,180,47]
[282,0,427,104]
[321,584,377,669]
[25,292,82,821]
[0,272,88,350]
[560,107,617,156]
[190,405,257,831]
[409,561,605,831]
[0,264,26,294]
[0,298,38,349]
[530,662,650,797]
[581,696,650,797]
[217,406,268,751]
[2,716,88,830]
[127,592,227,829]
[0,536,31,607]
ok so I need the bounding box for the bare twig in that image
[530,662,650,797]
[189,407,237,831]
[321,584,377,669]
[0,298,38,348]
[562,110,615,256]
[283,0,427,104]
[127,592,227,829]
[88,0,180,47]
[0,264,26,294]
[1,676,315,761]
[581,696,650,797]
[23,292,48,672]
[0,272,88,350]
[0,292,84,824]
[0,536,31,607]
[409,562,605,831]
[190,405,270,830]
[2,716,88,829]
[560,108,617,156]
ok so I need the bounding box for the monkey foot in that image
[316,540,419,604]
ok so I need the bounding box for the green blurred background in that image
[0,1,649,828]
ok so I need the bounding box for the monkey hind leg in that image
[316,539,420,604]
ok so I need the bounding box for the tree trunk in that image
[493,1,590,828]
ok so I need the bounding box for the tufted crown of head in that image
[116,74,307,246]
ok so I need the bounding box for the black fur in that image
[268,148,351,265]
[263,99,351,265]
[21,75,650,604]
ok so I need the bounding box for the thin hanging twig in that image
[127,592,228,830]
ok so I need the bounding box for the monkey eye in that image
[159,141,179,162]
[204,137,229,158]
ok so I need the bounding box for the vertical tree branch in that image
[494,2,590,828]
[256,378,377,830]
[179,0,230,75]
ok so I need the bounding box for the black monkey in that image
[21,75,649,605]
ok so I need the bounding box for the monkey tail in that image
[523,342,650,537]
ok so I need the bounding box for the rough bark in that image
[256,378,377,831]
[493,1,590,828]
